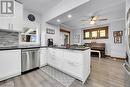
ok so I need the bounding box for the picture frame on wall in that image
[113,31,123,44]
[113,31,123,37]
[46,28,55,34]
[114,36,122,43]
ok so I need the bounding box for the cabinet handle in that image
[12,24,14,30]
[11,24,13,30]
[9,24,13,30]
[9,24,10,29]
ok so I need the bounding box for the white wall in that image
[72,20,126,58]
[72,29,82,45]
[41,23,73,46]
[23,9,41,29]
[20,9,42,45]
[109,20,126,58]
[45,23,60,46]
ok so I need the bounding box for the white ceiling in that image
[17,0,62,14]
[48,0,126,29]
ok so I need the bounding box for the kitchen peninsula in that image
[40,47,91,83]
[0,44,90,83]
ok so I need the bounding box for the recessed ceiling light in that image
[67,14,72,18]
[57,19,61,22]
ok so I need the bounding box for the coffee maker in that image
[48,38,53,47]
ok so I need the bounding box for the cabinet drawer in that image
[63,51,83,63]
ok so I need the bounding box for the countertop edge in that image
[0,46,90,51]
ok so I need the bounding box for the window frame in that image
[91,29,98,39]
[83,26,108,39]
[84,31,90,39]
[99,28,108,39]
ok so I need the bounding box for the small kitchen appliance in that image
[48,38,53,47]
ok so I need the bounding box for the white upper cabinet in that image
[0,18,11,30]
[0,1,23,32]
[12,1,23,32]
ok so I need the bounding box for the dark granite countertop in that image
[0,46,90,51]
[0,46,41,51]
[41,46,90,51]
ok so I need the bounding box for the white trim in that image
[0,72,21,81]
[81,24,109,30]
[40,64,47,67]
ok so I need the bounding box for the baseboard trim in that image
[0,72,21,82]
[105,55,126,60]
[40,64,47,67]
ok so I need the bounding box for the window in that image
[92,31,98,38]
[99,30,106,37]
[84,26,108,39]
[85,32,90,38]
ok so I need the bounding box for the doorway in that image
[60,29,70,45]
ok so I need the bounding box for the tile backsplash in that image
[0,31,19,47]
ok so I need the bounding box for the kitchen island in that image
[40,47,91,83]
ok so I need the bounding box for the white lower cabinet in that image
[46,48,91,83]
[40,48,47,67]
[62,59,82,77]
[0,50,21,81]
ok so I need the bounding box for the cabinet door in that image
[47,48,56,65]
[0,17,10,30]
[12,1,23,32]
[0,1,23,32]
[0,50,21,81]
[40,48,47,67]
[47,48,63,69]
[63,59,82,77]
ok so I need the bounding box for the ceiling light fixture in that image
[90,20,96,25]
[57,19,61,22]
[92,16,98,21]
[67,14,72,18]
[90,16,97,25]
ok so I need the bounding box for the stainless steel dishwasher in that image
[21,48,40,73]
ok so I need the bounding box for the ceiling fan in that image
[81,16,108,25]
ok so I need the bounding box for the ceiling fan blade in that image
[91,16,99,21]
[98,19,108,21]
[80,20,89,22]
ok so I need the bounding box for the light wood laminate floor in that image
[0,57,130,87]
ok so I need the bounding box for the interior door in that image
[64,33,69,45]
